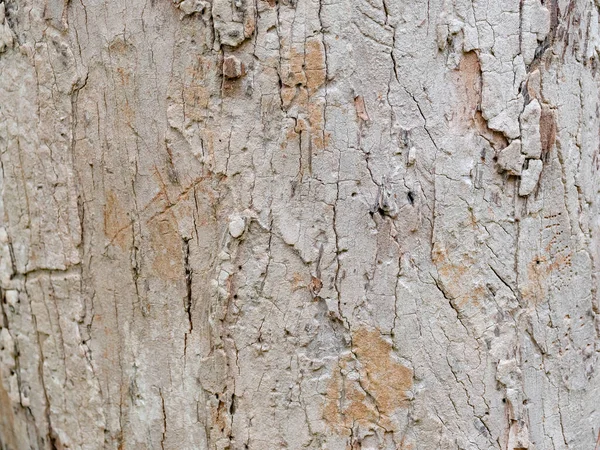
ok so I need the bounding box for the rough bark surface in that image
[0,0,599,448]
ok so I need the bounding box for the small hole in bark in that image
[502,398,506,403]
[233,294,238,299]
[407,191,415,205]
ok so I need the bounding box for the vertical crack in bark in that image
[332,144,349,328]
[159,388,167,450]
[5,232,17,276]
[183,237,193,332]
[404,87,440,153]
[183,237,193,357]
[381,0,398,84]
[430,273,470,338]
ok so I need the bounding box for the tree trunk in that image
[0,0,598,448]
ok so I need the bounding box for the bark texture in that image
[0,0,599,449]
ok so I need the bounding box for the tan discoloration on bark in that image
[354,95,370,122]
[324,327,412,434]
[522,252,572,305]
[451,52,508,149]
[280,85,297,109]
[107,38,130,55]
[183,84,210,121]
[0,377,17,450]
[308,99,330,150]
[104,191,131,250]
[352,327,413,413]
[149,214,184,281]
[305,39,326,94]
[116,67,131,86]
[323,356,380,434]
[540,104,557,155]
[451,51,481,128]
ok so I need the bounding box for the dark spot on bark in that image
[229,394,236,415]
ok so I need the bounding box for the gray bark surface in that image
[0,0,599,448]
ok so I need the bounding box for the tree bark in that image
[0,0,599,448]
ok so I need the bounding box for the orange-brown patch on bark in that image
[0,377,17,450]
[104,191,131,250]
[116,67,130,85]
[354,95,370,122]
[243,12,256,39]
[453,284,486,309]
[108,38,130,54]
[540,104,557,155]
[279,40,329,153]
[122,99,135,125]
[451,52,507,149]
[305,39,326,94]
[281,40,325,101]
[149,214,184,281]
[352,327,413,413]
[308,99,330,150]
[323,328,413,434]
[280,85,297,109]
[452,51,481,126]
[285,48,307,86]
[182,84,209,121]
[295,87,309,110]
[290,272,306,291]
[323,357,380,434]
[432,243,470,285]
